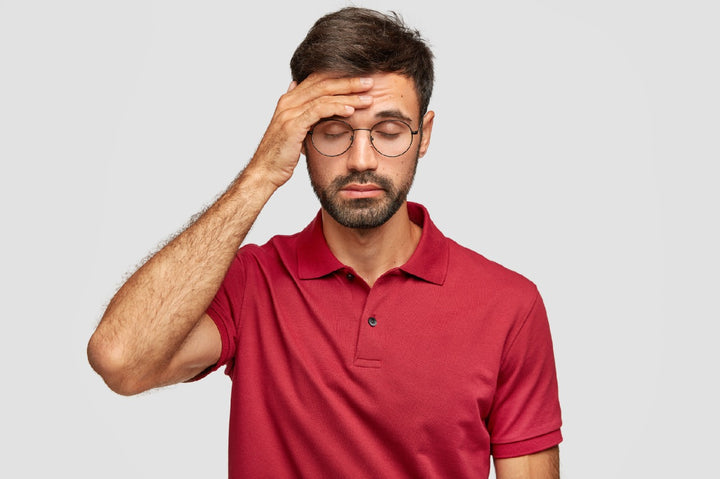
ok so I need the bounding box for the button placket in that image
[353,284,387,368]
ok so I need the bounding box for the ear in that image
[417,110,435,159]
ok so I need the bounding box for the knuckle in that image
[314,78,337,95]
[298,107,316,126]
[277,93,292,109]
[276,107,293,121]
[311,80,328,96]
[274,110,291,126]
[307,96,324,108]
[302,98,323,119]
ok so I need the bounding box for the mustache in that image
[330,171,394,192]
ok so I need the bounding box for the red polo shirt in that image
[206,202,562,478]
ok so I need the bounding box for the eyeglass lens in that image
[311,120,414,157]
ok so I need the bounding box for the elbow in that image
[86,332,146,396]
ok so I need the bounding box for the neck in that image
[321,202,422,287]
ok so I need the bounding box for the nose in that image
[346,129,379,172]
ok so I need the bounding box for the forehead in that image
[350,72,420,122]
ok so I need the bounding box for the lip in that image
[340,183,385,198]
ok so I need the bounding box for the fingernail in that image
[358,95,373,102]
[360,78,373,86]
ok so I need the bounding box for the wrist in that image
[218,162,280,217]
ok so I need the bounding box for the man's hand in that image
[248,73,374,188]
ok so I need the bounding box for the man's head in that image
[294,8,435,230]
[290,7,434,117]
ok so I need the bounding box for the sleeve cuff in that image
[491,429,563,458]
[185,309,232,382]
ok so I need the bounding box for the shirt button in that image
[368,317,377,327]
[346,273,355,281]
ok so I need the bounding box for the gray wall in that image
[2,1,717,477]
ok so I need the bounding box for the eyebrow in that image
[325,109,415,125]
[374,109,414,124]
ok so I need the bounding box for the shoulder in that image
[413,203,538,301]
[445,238,538,296]
[441,238,550,364]
[234,230,303,267]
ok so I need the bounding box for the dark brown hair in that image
[290,7,435,116]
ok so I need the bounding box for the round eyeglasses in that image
[308,119,420,158]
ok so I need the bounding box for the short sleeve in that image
[201,249,249,379]
[488,290,563,458]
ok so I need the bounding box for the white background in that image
[1,1,718,477]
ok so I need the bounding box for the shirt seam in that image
[499,286,540,365]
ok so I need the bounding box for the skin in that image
[87,71,558,477]
[495,447,560,479]
[306,73,434,286]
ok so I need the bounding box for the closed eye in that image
[323,131,351,140]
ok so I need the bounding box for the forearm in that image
[494,446,560,479]
[88,164,275,394]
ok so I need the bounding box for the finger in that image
[283,75,374,110]
[267,94,366,144]
[302,74,374,97]
[276,91,373,129]
[291,94,374,131]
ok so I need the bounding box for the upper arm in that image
[494,446,559,479]
[489,291,562,457]
[161,313,223,386]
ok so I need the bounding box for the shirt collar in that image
[296,211,345,279]
[400,202,449,285]
[296,202,449,285]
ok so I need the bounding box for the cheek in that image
[306,156,336,186]
[391,155,419,177]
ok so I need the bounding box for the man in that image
[88,7,562,478]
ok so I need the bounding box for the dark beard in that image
[310,170,415,229]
